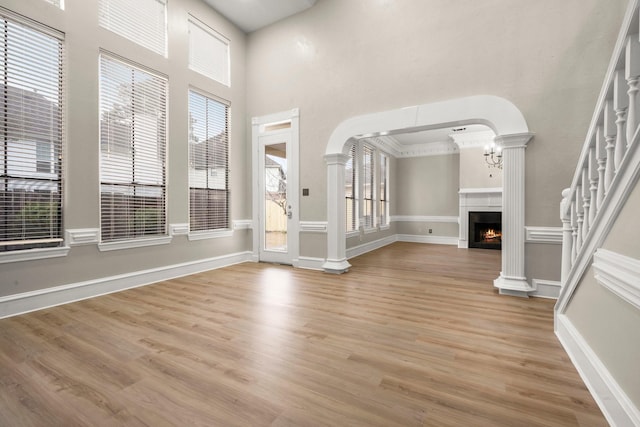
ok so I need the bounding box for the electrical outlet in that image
[428,228,433,234]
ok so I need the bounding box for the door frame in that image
[251,108,299,265]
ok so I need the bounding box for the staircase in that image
[555,0,640,425]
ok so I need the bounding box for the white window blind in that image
[188,89,229,232]
[43,0,64,9]
[345,143,357,232]
[188,17,230,86]
[99,54,167,242]
[362,144,375,229]
[98,0,167,56]
[0,11,64,252]
[380,152,389,226]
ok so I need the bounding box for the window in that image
[0,11,64,253]
[188,90,229,232]
[345,143,357,232]
[362,144,375,229]
[99,54,167,242]
[380,152,389,226]
[98,0,167,56]
[188,16,230,86]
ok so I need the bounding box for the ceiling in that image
[203,0,317,33]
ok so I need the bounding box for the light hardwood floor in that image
[0,243,606,426]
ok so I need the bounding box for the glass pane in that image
[264,142,287,251]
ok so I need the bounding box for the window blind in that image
[345,143,357,232]
[188,17,230,86]
[98,0,167,56]
[99,54,167,242]
[380,152,389,226]
[362,144,375,229]
[0,11,64,252]
[188,89,229,232]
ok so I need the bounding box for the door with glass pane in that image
[258,132,295,264]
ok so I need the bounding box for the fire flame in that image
[483,229,502,240]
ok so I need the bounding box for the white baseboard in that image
[0,251,253,319]
[530,279,561,299]
[346,235,397,259]
[397,234,459,246]
[296,256,326,270]
[556,314,640,427]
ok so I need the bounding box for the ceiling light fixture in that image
[484,142,502,169]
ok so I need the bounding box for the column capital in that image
[324,152,350,166]
[495,132,534,149]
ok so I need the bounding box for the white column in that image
[626,35,640,147]
[613,70,628,171]
[595,126,607,210]
[603,100,616,193]
[323,152,351,274]
[493,132,534,297]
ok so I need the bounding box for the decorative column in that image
[603,100,616,193]
[493,132,534,297]
[560,188,572,285]
[588,147,598,225]
[595,126,606,210]
[323,152,351,274]
[613,70,628,171]
[626,35,640,148]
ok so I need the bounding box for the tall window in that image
[362,144,375,229]
[188,16,230,86]
[345,143,357,232]
[0,11,64,253]
[43,0,64,9]
[99,54,167,242]
[98,0,167,56]
[380,152,389,226]
[188,90,229,232]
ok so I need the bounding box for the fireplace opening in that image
[469,211,502,250]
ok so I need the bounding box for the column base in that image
[322,258,351,274]
[494,274,534,298]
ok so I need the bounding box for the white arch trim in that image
[325,95,530,156]
[323,95,535,297]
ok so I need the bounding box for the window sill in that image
[380,224,390,231]
[188,229,234,241]
[0,246,70,264]
[346,230,359,239]
[364,227,378,235]
[98,236,172,252]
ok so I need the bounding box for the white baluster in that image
[560,188,573,284]
[575,186,584,252]
[570,201,578,263]
[595,126,606,209]
[613,70,628,171]
[588,147,598,225]
[626,34,640,147]
[581,168,590,240]
[603,101,616,193]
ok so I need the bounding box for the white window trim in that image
[188,15,230,86]
[188,229,234,241]
[0,246,70,264]
[98,236,172,252]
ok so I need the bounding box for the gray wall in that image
[246,0,628,279]
[459,147,502,189]
[565,180,640,406]
[0,0,250,296]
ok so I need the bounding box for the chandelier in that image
[484,143,503,169]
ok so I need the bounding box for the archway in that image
[323,95,535,296]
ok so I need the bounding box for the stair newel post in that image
[603,100,617,193]
[588,146,598,225]
[560,188,573,284]
[581,167,590,240]
[613,70,628,171]
[625,34,640,148]
[595,126,607,209]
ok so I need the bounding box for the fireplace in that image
[468,211,502,250]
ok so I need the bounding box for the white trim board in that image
[346,235,397,259]
[556,314,640,427]
[296,256,325,270]
[529,279,561,299]
[593,248,640,311]
[391,215,458,223]
[396,234,459,246]
[0,251,253,319]
[525,226,562,244]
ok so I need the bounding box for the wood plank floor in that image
[0,243,606,426]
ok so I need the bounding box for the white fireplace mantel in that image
[459,187,502,249]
